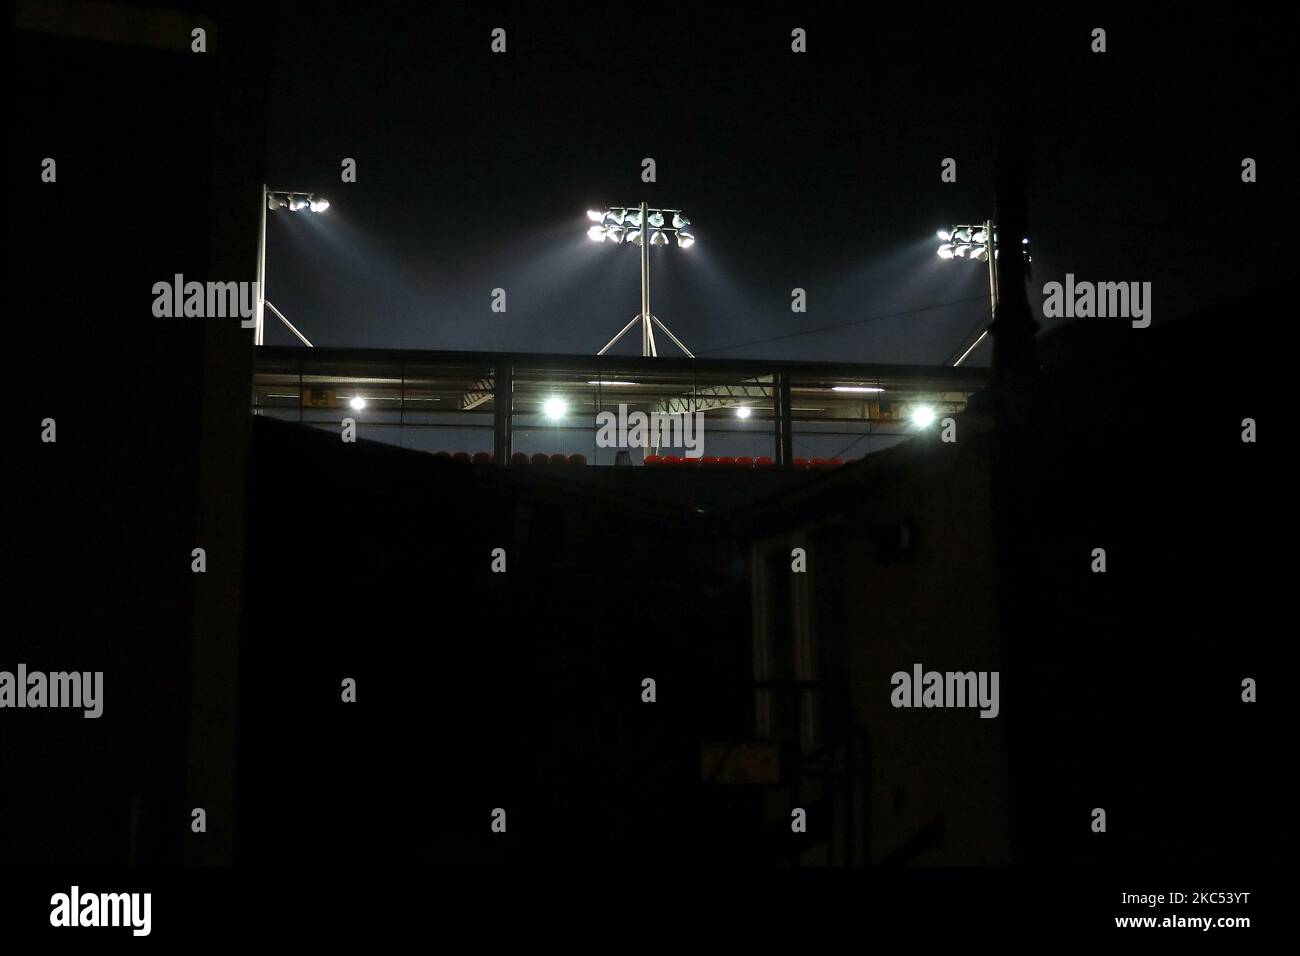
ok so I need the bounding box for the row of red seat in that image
[430,451,588,466]
[429,451,847,469]
[646,455,846,469]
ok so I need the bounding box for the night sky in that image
[259,5,1283,362]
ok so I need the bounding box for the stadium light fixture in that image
[589,201,697,358]
[937,219,1034,366]
[256,185,330,347]
[543,396,568,420]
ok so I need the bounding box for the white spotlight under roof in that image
[832,385,884,393]
[911,404,936,428]
[349,396,366,410]
[735,406,752,419]
[542,396,567,420]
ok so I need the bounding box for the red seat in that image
[701,456,719,467]
[549,453,568,466]
[453,452,471,463]
[810,457,828,469]
[472,452,493,464]
[662,455,682,466]
[566,453,587,466]
[792,457,810,470]
[530,453,550,466]
[644,454,663,466]
[735,456,754,468]
[717,456,737,467]
[754,456,775,468]
[511,452,529,466]
[828,458,845,468]
[680,457,701,467]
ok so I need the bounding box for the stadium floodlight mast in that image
[255,184,330,347]
[937,221,1031,366]
[587,201,696,357]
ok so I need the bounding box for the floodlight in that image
[588,202,698,359]
[309,196,329,212]
[953,227,972,242]
[587,209,606,222]
[972,245,990,262]
[953,244,969,258]
[832,386,884,393]
[910,405,936,427]
[288,196,310,211]
[735,406,752,419]
[937,229,952,241]
[937,244,955,259]
[350,396,366,410]
[267,195,288,210]
[542,396,567,420]
[972,229,988,243]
